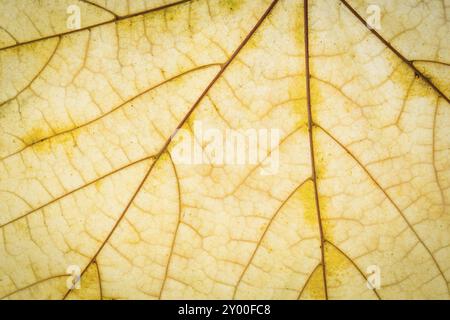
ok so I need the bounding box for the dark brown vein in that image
[339,0,450,104]
[232,178,312,299]
[316,123,448,289]
[61,0,280,300]
[0,37,61,108]
[304,0,328,300]
[0,63,221,162]
[0,0,192,52]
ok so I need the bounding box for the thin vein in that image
[0,26,18,43]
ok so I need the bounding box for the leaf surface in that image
[0,0,449,300]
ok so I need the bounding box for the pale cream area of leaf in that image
[348,0,450,62]
[0,37,60,104]
[347,0,450,95]
[0,0,114,49]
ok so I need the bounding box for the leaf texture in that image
[0,0,449,300]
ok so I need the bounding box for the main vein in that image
[303,0,328,300]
